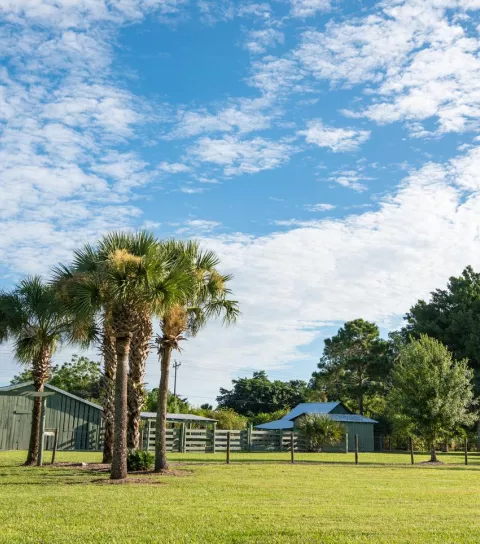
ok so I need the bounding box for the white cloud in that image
[299,120,371,152]
[169,98,273,138]
[180,187,205,194]
[324,169,373,192]
[0,6,158,277]
[1,0,186,28]
[290,0,331,18]
[296,0,480,134]
[190,135,293,175]
[243,28,284,54]
[176,219,221,234]
[249,56,307,97]
[183,146,480,388]
[158,161,192,173]
[304,203,336,211]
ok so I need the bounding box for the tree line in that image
[217,267,480,461]
[0,232,239,479]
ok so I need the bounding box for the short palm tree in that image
[154,240,239,471]
[54,232,195,479]
[0,277,88,465]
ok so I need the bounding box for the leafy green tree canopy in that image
[310,319,390,415]
[402,266,480,390]
[388,335,476,462]
[216,371,308,416]
[11,354,102,402]
[144,389,190,414]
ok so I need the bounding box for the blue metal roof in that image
[256,420,294,430]
[280,402,341,421]
[255,402,377,430]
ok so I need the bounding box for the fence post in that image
[409,437,414,465]
[212,423,217,454]
[139,429,144,451]
[345,433,349,454]
[179,423,185,453]
[465,438,468,466]
[146,419,152,452]
[290,432,295,464]
[226,431,231,464]
[354,434,359,465]
[247,423,252,452]
[51,428,59,465]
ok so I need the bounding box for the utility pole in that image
[173,360,182,399]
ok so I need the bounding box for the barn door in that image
[13,412,31,450]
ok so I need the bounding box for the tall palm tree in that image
[0,277,88,465]
[127,309,152,449]
[154,241,239,472]
[54,232,195,479]
[100,314,116,463]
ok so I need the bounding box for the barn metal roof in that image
[140,412,217,423]
[256,413,377,430]
[0,382,102,410]
[280,402,342,420]
[255,402,377,430]
[0,383,217,423]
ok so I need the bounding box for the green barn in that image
[0,382,103,451]
[255,402,377,452]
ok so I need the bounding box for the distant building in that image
[0,382,217,452]
[255,402,377,452]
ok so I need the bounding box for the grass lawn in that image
[1,451,480,543]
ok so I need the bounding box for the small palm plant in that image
[0,277,91,465]
[295,414,345,452]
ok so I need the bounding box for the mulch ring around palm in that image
[53,462,193,482]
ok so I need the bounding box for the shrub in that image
[249,409,289,427]
[295,414,344,452]
[192,408,248,430]
[126,449,154,472]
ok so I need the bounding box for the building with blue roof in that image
[255,402,377,452]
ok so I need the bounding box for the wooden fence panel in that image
[141,426,313,453]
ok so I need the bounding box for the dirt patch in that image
[91,477,166,485]
[53,463,192,477]
[418,460,445,465]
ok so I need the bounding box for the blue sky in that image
[1,0,480,403]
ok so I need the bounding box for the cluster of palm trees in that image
[0,232,239,479]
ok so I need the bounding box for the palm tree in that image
[127,310,152,449]
[0,277,88,465]
[154,241,239,472]
[54,232,195,479]
[100,315,116,463]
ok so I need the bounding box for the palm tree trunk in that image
[25,385,44,466]
[127,312,152,450]
[155,343,172,472]
[25,348,50,466]
[101,322,116,464]
[110,334,131,480]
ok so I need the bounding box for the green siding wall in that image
[0,386,103,451]
[344,422,374,452]
[330,403,351,415]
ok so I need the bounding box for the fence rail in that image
[141,426,346,453]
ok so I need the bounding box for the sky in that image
[1,0,480,405]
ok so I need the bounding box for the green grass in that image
[1,450,480,543]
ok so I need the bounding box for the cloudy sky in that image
[1,0,480,404]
